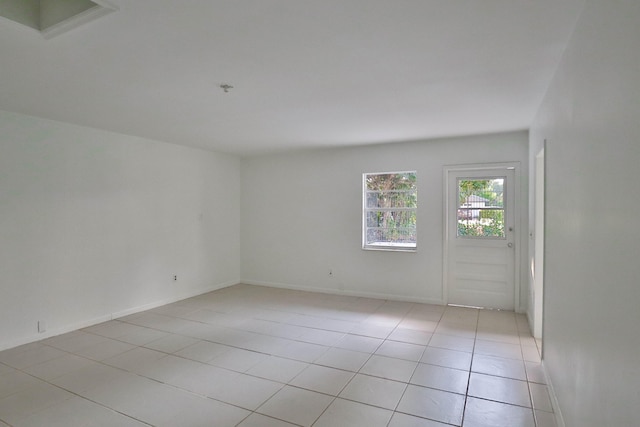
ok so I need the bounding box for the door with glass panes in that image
[446,167,516,310]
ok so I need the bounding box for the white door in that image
[446,167,516,310]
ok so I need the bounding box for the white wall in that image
[241,132,529,307]
[0,110,241,350]
[530,0,640,425]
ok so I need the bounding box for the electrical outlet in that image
[37,320,46,333]
[173,275,177,281]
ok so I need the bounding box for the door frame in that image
[533,148,545,338]
[442,162,522,311]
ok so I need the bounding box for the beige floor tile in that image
[522,345,541,363]
[207,373,284,410]
[257,385,334,426]
[0,345,67,370]
[359,354,418,382]
[270,340,329,363]
[163,361,237,396]
[50,362,132,394]
[174,340,230,362]
[0,363,14,376]
[525,361,547,384]
[397,318,439,332]
[339,374,406,410]
[247,355,309,383]
[440,307,479,326]
[375,340,426,361]
[363,313,402,327]
[83,374,250,426]
[474,340,522,360]
[434,321,477,339]
[314,398,393,427]
[349,323,395,339]
[102,347,166,372]
[72,338,135,361]
[0,285,547,427]
[468,373,531,407]
[290,364,354,395]
[388,412,451,426]
[334,334,384,353]
[0,382,74,425]
[243,334,295,354]
[314,347,371,372]
[420,346,472,371]
[44,331,108,353]
[471,353,527,381]
[114,325,168,346]
[297,328,345,346]
[429,334,475,353]
[208,347,269,372]
[529,382,553,412]
[23,353,94,381]
[143,333,199,353]
[134,354,201,383]
[475,329,521,345]
[0,370,42,399]
[266,323,311,340]
[463,397,535,427]
[14,396,146,427]
[397,384,465,425]
[387,328,432,345]
[410,363,469,394]
[237,413,298,427]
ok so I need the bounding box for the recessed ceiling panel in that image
[0,0,115,38]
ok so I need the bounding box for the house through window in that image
[363,171,417,250]
[457,178,505,238]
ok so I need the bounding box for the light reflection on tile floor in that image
[0,284,554,426]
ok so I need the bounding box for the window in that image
[363,171,417,250]
[457,178,505,238]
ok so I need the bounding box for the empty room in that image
[1,1,638,426]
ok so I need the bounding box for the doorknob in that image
[507,243,513,248]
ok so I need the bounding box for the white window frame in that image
[362,171,417,252]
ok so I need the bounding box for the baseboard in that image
[542,360,566,427]
[242,279,445,306]
[0,313,112,352]
[0,280,238,352]
[112,279,238,319]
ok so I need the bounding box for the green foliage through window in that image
[457,178,505,238]
[364,172,417,249]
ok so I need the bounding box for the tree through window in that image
[363,171,417,250]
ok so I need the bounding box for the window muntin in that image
[457,177,505,238]
[363,171,417,250]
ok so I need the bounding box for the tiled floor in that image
[0,284,555,427]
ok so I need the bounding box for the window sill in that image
[362,246,417,253]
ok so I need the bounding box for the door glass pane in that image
[457,178,505,238]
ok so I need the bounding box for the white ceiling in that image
[0,0,585,156]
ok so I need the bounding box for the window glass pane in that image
[457,178,505,238]
[366,172,416,192]
[366,190,416,209]
[364,171,417,249]
[366,226,416,246]
[458,178,503,208]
